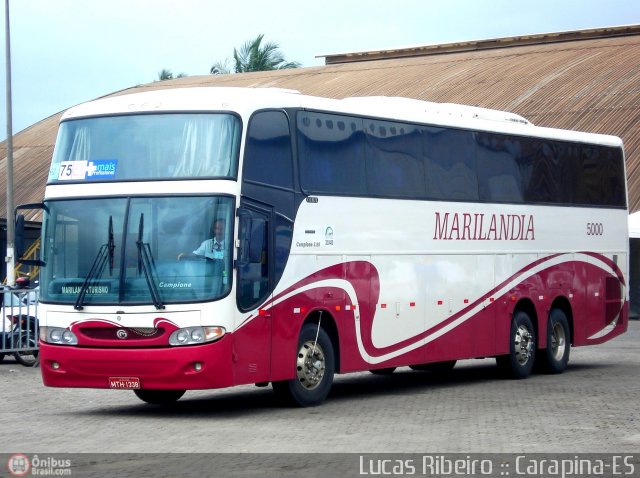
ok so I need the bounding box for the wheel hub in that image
[296,340,325,390]
[515,325,533,365]
[550,322,566,360]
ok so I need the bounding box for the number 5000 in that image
[587,222,604,235]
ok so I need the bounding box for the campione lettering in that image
[158,281,192,288]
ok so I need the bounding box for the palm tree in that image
[211,34,300,74]
[158,69,174,81]
[157,69,188,81]
[210,59,232,75]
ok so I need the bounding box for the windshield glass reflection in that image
[40,196,234,305]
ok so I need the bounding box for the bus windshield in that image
[39,196,234,306]
[48,113,241,183]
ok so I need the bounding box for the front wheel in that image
[496,311,536,379]
[538,309,571,374]
[273,323,335,407]
[134,389,185,405]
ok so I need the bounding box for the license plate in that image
[109,377,141,389]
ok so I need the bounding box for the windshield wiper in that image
[136,213,165,310]
[108,215,115,273]
[74,216,115,310]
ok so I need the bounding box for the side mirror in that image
[14,203,46,266]
[15,214,25,258]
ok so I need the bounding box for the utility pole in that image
[4,0,15,286]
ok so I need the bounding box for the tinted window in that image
[475,132,523,203]
[244,111,293,189]
[297,112,366,195]
[424,127,479,201]
[237,207,270,311]
[522,139,626,207]
[570,144,626,207]
[366,120,425,197]
[294,110,625,208]
[521,139,563,204]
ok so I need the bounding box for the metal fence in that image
[1,286,39,366]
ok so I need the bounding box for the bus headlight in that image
[168,326,225,346]
[40,326,78,345]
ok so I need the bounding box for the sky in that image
[1,0,639,140]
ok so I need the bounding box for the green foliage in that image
[211,34,300,75]
[156,69,188,81]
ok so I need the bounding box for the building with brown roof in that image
[2,25,640,284]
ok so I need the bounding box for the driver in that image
[178,219,226,261]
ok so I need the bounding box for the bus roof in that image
[61,87,623,148]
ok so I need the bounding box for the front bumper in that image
[39,336,234,390]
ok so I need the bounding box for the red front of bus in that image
[36,192,243,392]
[40,339,235,390]
[38,310,240,390]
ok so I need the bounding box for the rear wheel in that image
[538,309,570,374]
[133,389,185,405]
[497,311,535,379]
[273,323,335,407]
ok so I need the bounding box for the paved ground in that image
[1,321,638,476]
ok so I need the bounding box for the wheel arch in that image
[302,309,341,373]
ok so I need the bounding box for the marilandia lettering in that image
[61,285,109,294]
[433,212,535,241]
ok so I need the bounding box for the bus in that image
[21,87,629,407]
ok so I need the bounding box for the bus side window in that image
[297,112,366,195]
[572,145,626,207]
[522,139,562,204]
[243,110,295,289]
[244,111,293,189]
[475,132,523,203]
[365,120,425,198]
[237,211,270,311]
[424,127,479,201]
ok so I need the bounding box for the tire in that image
[13,333,39,367]
[0,353,5,362]
[273,322,335,407]
[538,309,571,374]
[410,360,457,373]
[134,389,185,405]
[370,367,396,375]
[496,311,536,379]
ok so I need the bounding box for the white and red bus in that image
[22,87,629,406]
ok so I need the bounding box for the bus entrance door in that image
[234,205,273,385]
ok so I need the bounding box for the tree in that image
[158,69,174,81]
[210,59,232,75]
[157,69,187,81]
[211,34,300,74]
